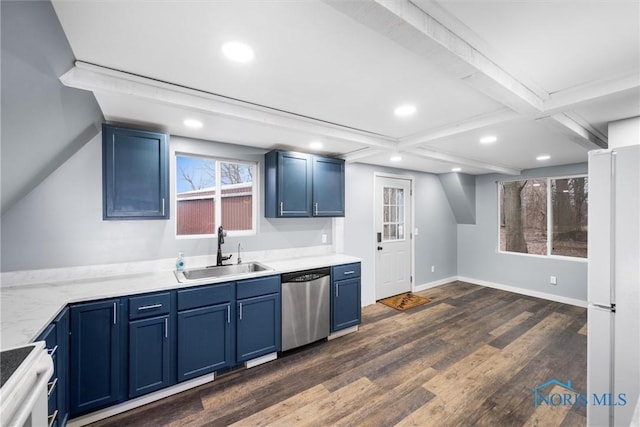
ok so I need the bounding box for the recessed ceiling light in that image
[390,155,402,162]
[183,119,203,129]
[533,183,541,187]
[480,136,497,144]
[451,167,462,172]
[309,141,323,150]
[222,41,254,63]
[536,155,551,161]
[563,189,570,193]
[394,105,416,117]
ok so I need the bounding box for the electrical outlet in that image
[321,234,327,244]
[414,228,419,236]
[431,265,435,273]
[550,276,557,285]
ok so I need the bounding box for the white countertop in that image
[0,253,360,349]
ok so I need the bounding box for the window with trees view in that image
[499,176,588,258]
[176,154,256,237]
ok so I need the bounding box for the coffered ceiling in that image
[52,0,640,175]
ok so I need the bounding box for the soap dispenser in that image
[176,251,185,271]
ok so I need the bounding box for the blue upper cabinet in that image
[312,156,345,217]
[265,150,312,217]
[102,124,169,220]
[265,150,344,218]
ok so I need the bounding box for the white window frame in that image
[175,152,258,239]
[497,174,588,262]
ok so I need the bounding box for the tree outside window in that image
[499,176,587,258]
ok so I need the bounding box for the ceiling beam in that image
[324,0,545,114]
[544,72,640,113]
[408,147,521,175]
[536,113,608,150]
[398,108,519,149]
[60,62,395,150]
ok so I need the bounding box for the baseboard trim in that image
[413,276,458,293]
[67,374,215,426]
[458,276,588,308]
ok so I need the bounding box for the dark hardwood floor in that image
[91,281,587,427]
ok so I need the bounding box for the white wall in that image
[457,163,589,302]
[608,116,640,149]
[343,163,458,306]
[0,134,333,271]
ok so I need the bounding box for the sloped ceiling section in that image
[0,0,103,215]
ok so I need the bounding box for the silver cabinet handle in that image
[113,302,117,325]
[239,302,243,320]
[162,198,165,217]
[47,345,58,357]
[314,202,318,216]
[47,377,58,396]
[138,304,162,311]
[48,410,58,427]
[227,305,230,324]
[279,201,284,216]
[336,283,339,298]
[164,318,168,338]
[343,270,355,275]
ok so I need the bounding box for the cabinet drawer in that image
[237,276,280,299]
[178,283,234,311]
[332,263,361,279]
[129,292,170,320]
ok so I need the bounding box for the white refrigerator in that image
[587,145,640,426]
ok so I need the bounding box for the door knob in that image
[377,246,383,251]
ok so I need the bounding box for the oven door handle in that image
[9,350,53,427]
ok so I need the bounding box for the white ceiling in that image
[52,0,640,176]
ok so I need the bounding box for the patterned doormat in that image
[379,293,431,311]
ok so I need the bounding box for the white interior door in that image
[375,175,412,300]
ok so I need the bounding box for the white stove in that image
[0,341,54,427]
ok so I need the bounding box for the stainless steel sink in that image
[175,262,273,282]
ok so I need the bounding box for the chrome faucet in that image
[216,225,232,266]
[237,243,242,264]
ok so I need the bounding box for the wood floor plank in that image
[228,384,330,427]
[264,377,379,427]
[399,312,571,426]
[524,385,575,426]
[577,323,587,336]
[489,311,534,336]
[88,282,587,427]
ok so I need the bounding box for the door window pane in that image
[382,186,405,242]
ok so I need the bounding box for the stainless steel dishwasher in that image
[281,267,331,351]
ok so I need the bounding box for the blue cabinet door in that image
[312,156,345,217]
[331,278,361,332]
[265,150,312,217]
[70,299,124,416]
[103,124,169,220]
[236,293,281,362]
[129,315,171,398]
[177,303,233,381]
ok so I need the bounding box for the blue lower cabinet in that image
[177,303,233,382]
[70,299,125,416]
[331,277,362,332]
[129,315,171,398]
[236,293,281,362]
